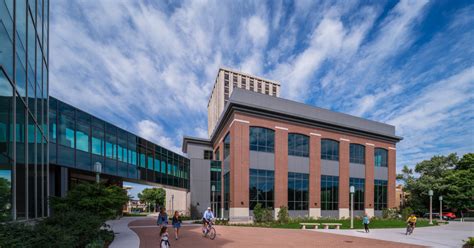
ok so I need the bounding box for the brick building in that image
[184,80,402,221]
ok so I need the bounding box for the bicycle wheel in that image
[208,227,216,240]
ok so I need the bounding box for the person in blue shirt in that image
[157,207,169,228]
[202,207,215,234]
[363,213,370,233]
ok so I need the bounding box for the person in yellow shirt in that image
[406,214,417,235]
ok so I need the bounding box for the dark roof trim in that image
[182,136,212,153]
[210,102,403,144]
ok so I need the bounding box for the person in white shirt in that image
[202,207,215,234]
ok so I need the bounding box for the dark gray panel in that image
[321,210,339,218]
[187,143,213,159]
[288,210,309,218]
[374,166,388,180]
[288,156,309,173]
[190,159,211,217]
[349,163,365,178]
[321,160,339,176]
[249,151,274,170]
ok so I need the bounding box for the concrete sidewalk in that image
[311,222,474,248]
[107,217,143,248]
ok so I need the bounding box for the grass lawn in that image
[223,219,438,230]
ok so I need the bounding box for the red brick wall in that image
[339,141,350,209]
[388,148,397,208]
[275,128,288,208]
[212,111,398,212]
[309,135,321,209]
[365,145,375,209]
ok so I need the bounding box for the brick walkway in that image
[128,218,425,248]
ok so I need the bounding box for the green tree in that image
[138,188,166,212]
[51,183,129,220]
[398,153,474,216]
[0,178,12,221]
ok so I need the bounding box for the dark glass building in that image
[1,0,49,221]
[48,97,190,197]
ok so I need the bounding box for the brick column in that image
[365,145,375,217]
[229,121,250,221]
[274,128,288,219]
[309,134,321,218]
[338,140,350,218]
[388,148,396,208]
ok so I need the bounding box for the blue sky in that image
[49,0,474,179]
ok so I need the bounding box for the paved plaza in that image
[110,217,423,247]
[312,221,474,248]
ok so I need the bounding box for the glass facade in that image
[223,133,230,159]
[49,97,190,189]
[321,175,339,210]
[223,172,230,211]
[1,0,49,221]
[249,169,274,209]
[288,172,309,210]
[321,139,339,161]
[210,161,221,217]
[249,127,274,153]
[288,133,309,157]
[349,143,365,164]
[349,177,365,210]
[374,179,387,210]
[374,148,388,167]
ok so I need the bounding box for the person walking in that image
[157,207,169,228]
[172,211,182,240]
[160,226,170,248]
[363,213,370,233]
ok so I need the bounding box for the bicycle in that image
[405,223,415,235]
[202,220,217,240]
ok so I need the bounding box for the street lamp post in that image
[94,162,102,184]
[211,185,216,218]
[350,185,355,229]
[439,196,443,221]
[428,189,434,225]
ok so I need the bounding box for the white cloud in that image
[136,120,182,154]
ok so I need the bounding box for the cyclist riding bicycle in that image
[406,214,417,233]
[202,207,215,234]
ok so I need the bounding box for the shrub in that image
[277,206,289,224]
[51,183,129,221]
[253,203,273,223]
[463,237,474,248]
[382,208,399,219]
[401,207,414,220]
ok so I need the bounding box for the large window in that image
[374,180,387,210]
[106,127,117,159]
[288,172,309,210]
[249,127,274,153]
[223,133,230,159]
[249,169,274,209]
[224,172,230,210]
[91,125,104,156]
[350,144,365,164]
[58,114,74,148]
[350,178,365,210]
[321,139,339,161]
[210,161,222,217]
[288,133,309,157]
[321,175,339,210]
[203,150,213,160]
[374,148,388,167]
[76,121,90,152]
